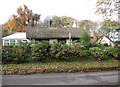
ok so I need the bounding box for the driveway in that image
[2,71,120,85]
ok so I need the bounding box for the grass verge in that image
[1,60,120,75]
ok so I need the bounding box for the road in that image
[2,71,120,85]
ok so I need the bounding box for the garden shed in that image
[2,32,29,46]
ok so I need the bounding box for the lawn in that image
[2,59,120,75]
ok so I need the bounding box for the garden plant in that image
[1,40,120,75]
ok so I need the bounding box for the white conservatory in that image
[2,32,29,46]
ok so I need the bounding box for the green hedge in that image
[2,41,120,64]
[2,42,32,64]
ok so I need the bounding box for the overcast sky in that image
[0,0,104,25]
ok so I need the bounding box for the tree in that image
[2,5,41,32]
[52,15,61,27]
[96,0,120,20]
[12,14,25,32]
[34,14,41,25]
[67,17,75,28]
[42,16,52,27]
[99,19,119,36]
[61,16,69,27]
[80,29,91,46]
[24,6,33,25]
[61,16,75,28]
[77,20,97,34]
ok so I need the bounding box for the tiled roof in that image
[91,34,103,43]
[26,26,82,39]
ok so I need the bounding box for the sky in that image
[0,0,104,25]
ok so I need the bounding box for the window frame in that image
[3,39,28,46]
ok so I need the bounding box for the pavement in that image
[1,70,120,85]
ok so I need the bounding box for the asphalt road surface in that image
[2,71,120,85]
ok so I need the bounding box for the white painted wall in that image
[2,32,29,46]
[98,36,115,46]
[109,30,120,42]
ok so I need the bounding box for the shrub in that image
[2,46,13,63]
[49,42,70,60]
[12,42,32,63]
[89,47,105,61]
[80,29,91,46]
[88,42,102,47]
[89,46,119,61]
[70,43,90,60]
[2,42,32,64]
[2,39,119,64]
[104,47,119,59]
[31,41,49,62]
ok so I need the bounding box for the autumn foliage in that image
[2,5,41,32]
[96,0,119,20]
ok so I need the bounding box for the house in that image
[109,28,120,42]
[97,36,115,46]
[2,32,29,46]
[26,26,82,45]
[91,34,103,43]
[91,27,120,46]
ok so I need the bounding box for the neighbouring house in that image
[26,26,82,45]
[91,34,103,43]
[2,32,29,46]
[91,27,120,46]
[109,28,120,42]
[97,36,115,46]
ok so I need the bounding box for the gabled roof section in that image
[97,35,114,43]
[104,36,114,43]
[26,26,82,39]
[2,32,26,40]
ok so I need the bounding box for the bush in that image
[89,47,106,61]
[31,41,49,62]
[2,40,119,64]
[80,29,91,46]
[2,46,13,63]
[104,47,119,59]
[89,46,119,61]
[49,42,70,60]
[50,42,91,61]
[2,42,32,64]
[12,42,32,63]
[70,43,90,58]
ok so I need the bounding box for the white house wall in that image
[2,32,28,46]
[109,30,120,42]
[98,36,114,46]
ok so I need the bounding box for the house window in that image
[17,39,22,43]
[3,39,28,46]
[10,40,15,46]
[22,40,27,42]
[4,40,9,46]
[15,39,21,45]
